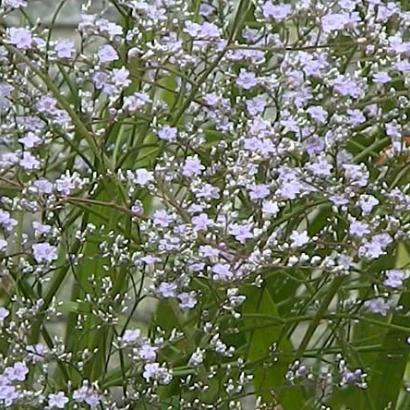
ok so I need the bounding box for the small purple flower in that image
[20,152,40,170]
[349,219,370,237]
[321,13,349,33]
[248,184,270,201]
[384,269,408,289]
[158,282,178,298]
[359,195,379,214]
[134,169,154,186]
[195,184,220,200]
[182,156,204,178]
[32,242,58,264]
[0,385,19,407]
[236,70,258,90]
[73,385,100,407]
[228,223,253,243]
[262,2,292,21]
[290,230,310,248]
[111,67,130,88]
[246,96,266,115]
[98,44,119,63]
[153,210,173,227]
[0,307,9,323]
[138,343,158,361]
[5,362,28,382]
[33,178,53,194]
[8,27,32,49]
[192,213,213,231]
[121,329,141,344]
[262,200,279,216]
[4,0,27,8]
[307,106,328,123]
[157,125,177,142]
[0,210,17,232]
[212,263,234,281]
[18,132,42,148]
[307,157,333,177]
[55,40,75,59]
[26,343,49,362]
[373,71,391,84]
[178,291,197,310]
[199,22,219,39]
[48,391,69,409]
[364,297,394,316]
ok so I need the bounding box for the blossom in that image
[191,213,213,231]
[121,329,141,344]
[153,210,173,227]
[331,76,363,98]
[134,169,154,186]
[111,67,130,88]
[0,308,9,322]
[0,210,17,231]
[0,385,19,407]
[321,13,350,33]
[98,44,119,63]
[8,27,32,49]
[212,263,234,281]
[4,0,27,7]
[359,233,393,259]
[290,230,310,248]
[199,245,219,258]
[248,184,270,201]
[384,269,408,289]
[349,219,370,237]
[307,157,333,177]
[262,2,292,21]
[158,282,178,298]
[178,291,197,310]
[157,125,177,141]
[55,40,75,59]
[143,363,172,384]
[195,184,220,200]
[182,156,204,178]
[364,297,394,316]
[26,343,49,362]
[48,392,69,409]
[73,385,100,406]
[18,132,42,148]
[373,71,391,84]
[228,223,253,243]
[32,242,58,264]
[5,362,28,381]
[246,96,266,115]
[236,70,258,90]
[262,200,279,216]
[138,343,158,361]
[20,152,40,170]
[199,22,219,39]
[307,106,328,123]
[359,195,379,214]
[33,178,53,194]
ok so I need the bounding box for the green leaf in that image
[365,243,410,410]
[243,280,305,407]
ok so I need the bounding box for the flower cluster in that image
[1,0,410,408]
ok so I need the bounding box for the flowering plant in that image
[1,0,410,408]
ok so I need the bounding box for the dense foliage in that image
[1,0,410,408]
